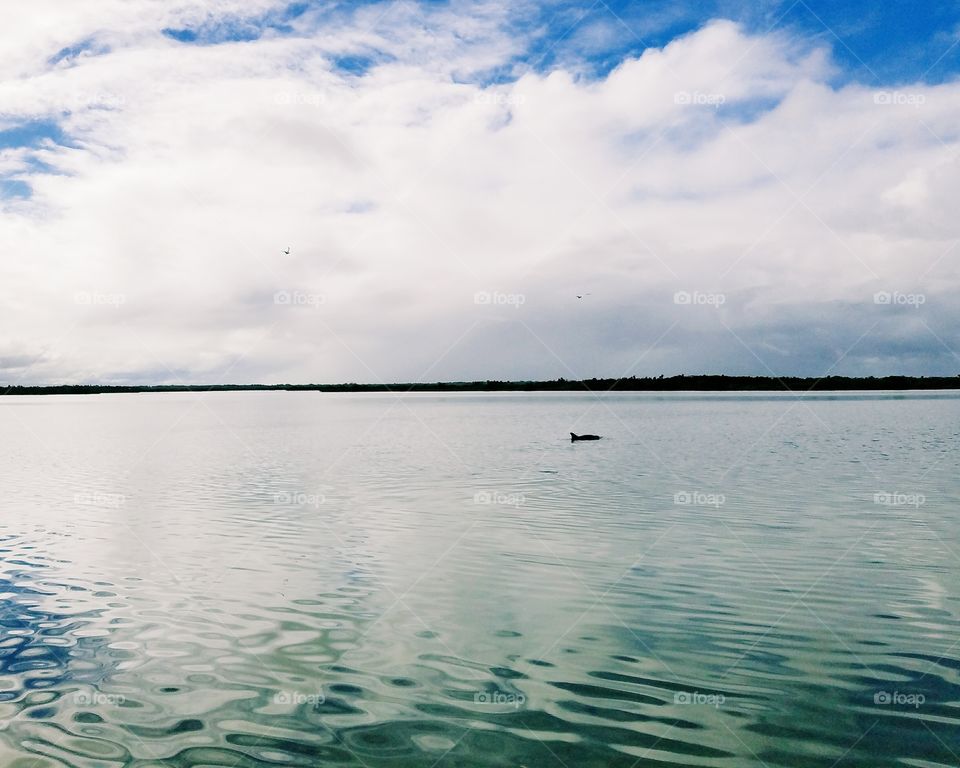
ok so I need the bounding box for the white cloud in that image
[1,2,959,383]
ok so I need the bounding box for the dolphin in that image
[570,432,602,441]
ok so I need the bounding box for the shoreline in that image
[3,375,960,396]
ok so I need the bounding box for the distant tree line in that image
[2,375,960,396]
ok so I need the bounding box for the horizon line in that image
[4,374,960,396]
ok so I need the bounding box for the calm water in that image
[0,390,958,767]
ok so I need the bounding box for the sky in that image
[1,0,960,385]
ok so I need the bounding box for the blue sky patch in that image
[49,38,109,66]
[162,19,262,45]
[162,27,199,43]
[153,1,959,84]
[771,0,960,84]
[0,120,68,150]
[0,179,31,200]
[162,1,319,46]
[331,54,381,76]
[526,0,960,84]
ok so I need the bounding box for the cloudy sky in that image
[2,0,959,385]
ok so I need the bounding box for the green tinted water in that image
[0,391,957,766]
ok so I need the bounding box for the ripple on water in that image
[1,392,960,766]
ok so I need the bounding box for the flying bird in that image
[283,247,291,255]
[577,293,591,299]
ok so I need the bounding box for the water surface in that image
[0,391,958,767]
